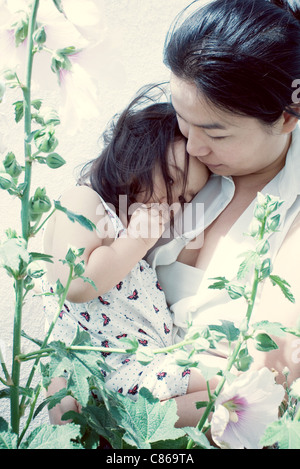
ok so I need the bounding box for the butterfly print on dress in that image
[98,296,110,305]
[101,340,111,357]
[80,311,90,322]
[77,321,88,331]
[102,313,111,326]
[116,333,127,339]
[157,371,167,380]
[138,339,148,346]
[128,384,139,395]
[127,289,139,300]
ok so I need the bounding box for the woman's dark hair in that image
[79,85,186,217]
[164,0,300,125]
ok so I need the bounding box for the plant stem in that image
[186,265,261,449]
[18,265,74,445]
[10,279,24,435]
[10,0,40,438]
[21,0,40,242]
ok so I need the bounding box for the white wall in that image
[0,0,199,432]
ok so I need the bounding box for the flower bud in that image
[267,214,280,233]
[260,258,272,280]
[3,152,22,178]
[34,129,58,153]
[14,15,29,47]
[33,26,46,45]
[254,204,265,222]
[46,153,65,169]
[256,239,270,256]
[29,187,51,221]
[0,173,12,190]
[248,218,261,238]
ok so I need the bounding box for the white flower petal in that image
[211,368,285,449]
[62,0,106,42]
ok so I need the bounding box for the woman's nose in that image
[186,128,210,158]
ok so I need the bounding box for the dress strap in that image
[96,194,126,239]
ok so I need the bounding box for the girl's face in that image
[170,74,291,179]
[146,138,209,205]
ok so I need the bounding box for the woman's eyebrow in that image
[174,109,227,130]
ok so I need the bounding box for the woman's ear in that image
[280,107,300,134]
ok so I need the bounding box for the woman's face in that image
[170,74,291,178]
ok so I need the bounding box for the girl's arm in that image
[44,185,167,303]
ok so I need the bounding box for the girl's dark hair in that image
[164,0,300,124]
[79,85,186,217]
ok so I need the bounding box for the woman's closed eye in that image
[207,135,228,140]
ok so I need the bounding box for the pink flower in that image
[211,368,285,449]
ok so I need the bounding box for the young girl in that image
[43,86,211,426]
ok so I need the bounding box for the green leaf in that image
[33,388,70,419]
[183,427,215,449]
[75,403,124,449]
[254,333,278,352]
[252,320,287,338]
[31,99,42,111]
[21,423,82,449]
[226,284,245,300]
[237,250,259,280]
[260,418,300,449]
[0,418,8,432]
[52,0,65,14]
[118,335,139,353]
[208,276,229,290]
[269,275,295,303]
[0,430,18,449]
[0,237,29,278]
[195,401,209,409]
[54,200,95,231]
[209,320,240,342]
[111,388,185,449]
[135,348,155,365]
[46,329,111,406]
[13,100,24,123]
[29,252,53,264]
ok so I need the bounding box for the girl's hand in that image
[127,203,170,250]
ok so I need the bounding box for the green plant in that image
[0,0,299,450]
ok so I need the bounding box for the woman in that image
[149,0,300,418]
